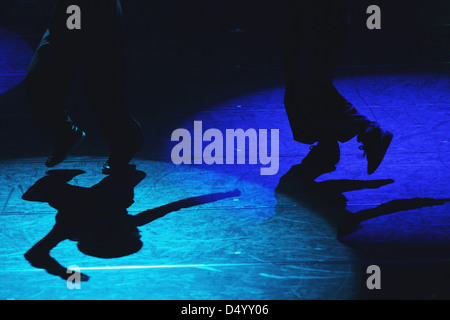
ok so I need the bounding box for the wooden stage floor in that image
[0,63,449,300]
[1,0,450,300]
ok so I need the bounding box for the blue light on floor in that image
[163,68,450,249]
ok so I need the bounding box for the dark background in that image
[0,0,449,160]
[1,0,449,67]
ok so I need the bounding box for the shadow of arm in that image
[351,198,450,224]
[133,189,241,227]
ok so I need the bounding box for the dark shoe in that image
[102,147,139,175]
[46,126,86,168]
[102,123,143,175]
[358,125,393,175]
[298,140,340,181]
[102,159,136,175]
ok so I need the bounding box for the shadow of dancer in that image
[22,168,240,281]
[275,164,450,243]
[275,164,450,299]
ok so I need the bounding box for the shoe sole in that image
[45,132,86,168]
[368,131,393,175]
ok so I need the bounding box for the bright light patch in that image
[74,263,267,271]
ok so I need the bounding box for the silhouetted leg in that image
[283,0,373,144]
[81,1,143,173]
[25,0,87,167]
[25,31,79,136]
[284,0,392,175]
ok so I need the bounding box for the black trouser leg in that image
[26,0,142,156]
[81,0,143,156]
[25,29,80,136]
[283,0,374,144]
